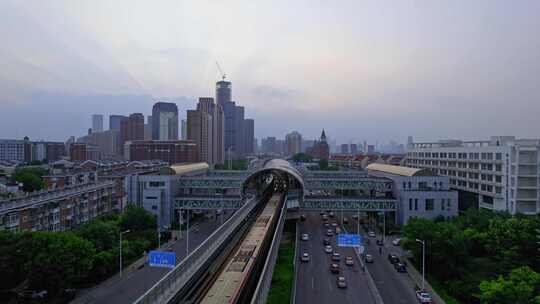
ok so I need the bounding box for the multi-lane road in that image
[72,212,232,304]
[295,212,376,304]
[296,211,420,304]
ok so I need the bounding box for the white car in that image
[324,245,333,253]
[301,252,310,262]
[301,233,309,241]
[392,238,402,246]
[368,231,376,238]
[416,291,432,303]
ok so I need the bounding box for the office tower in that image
[109,115,127,131]
[197,97,225,164]
[243,119,254,155]
[406,136,540,215]
[216,80,232,105]
[367,145,375,154]
[0,139,27,161]
[92,114,103,133]
[407,136,414,149]
[77,130,120,159]
[187,109,213,164]
[125,140,198,164]
[119,113,144,156]
[341,144,349,154]
[350,144,358,155]
[285,131,302,156]
[152,102,179,140]
[144,116,153,140]
[181,119,187,140]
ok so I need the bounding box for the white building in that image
[285,131,302,156]
[0,139,27,161]
[406,136,540,215]
[367,163,458,225]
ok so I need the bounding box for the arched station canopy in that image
[241,159,305,197]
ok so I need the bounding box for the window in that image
[408,182,412,189]
[409,198,413,210]
[495,175,502,183]
[151,205,158,210]
[495,164,502,172]
[414,199,418,211]
[496,153,502,160]
[441,199,445,210]
[447,199,451,210]
[425,199,434,211]
[495,186,502,194]
[148,181,165,187]
[145,196,158,200]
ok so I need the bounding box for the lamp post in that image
[186,209,190,257]
[416,239,426,291]
[119,229,131,278]
[380,211,386,244]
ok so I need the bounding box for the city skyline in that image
[2,1,540,143]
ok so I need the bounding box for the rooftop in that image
[367,163,436,177]
[159,162,210,175]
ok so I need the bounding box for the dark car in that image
[330,263,340,274]
[323,238,331,246]
[376,239,384,246]
[300,215,306,221]
[395,262,407,272]
[388,253,400,264]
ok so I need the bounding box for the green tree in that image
[12,171,43,192]
[479,266,540,304]
[78,219,119,251]
[119,205,157,232]
[292,153,313,163]
[319,158,329,169]
[21,232,95,294]
[0,231,26,289]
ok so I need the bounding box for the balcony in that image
[479,202,494,210]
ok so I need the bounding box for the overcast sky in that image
[1,0,539,144]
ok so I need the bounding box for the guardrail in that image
[134,196,259,304]
[250,194,288,304]
[290,221,299,304]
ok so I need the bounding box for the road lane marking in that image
[328,278,333,292]
[311,277,315,290]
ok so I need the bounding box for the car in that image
[336,276,347,288]
[388,253,400,264]
[395,262,407,273]
[323,238,331,246]
[368,231,376,238]
[392,238,402,246]
[319,211,325,216]
[352,214,359,219]
[326,229,334,237]
[301,233,309,241]
[376,239,384,246]
[322,214,328,220]
[330,263,340,274]
[323,222,330,228]
[331,252,341,261]
[335,227,341,234]
[324,245,333,253]
[329,212,335,218]
[345,256,354,266]
[416,290,432,303]
[301,252,310,262]
[331,222,338,227]
[365,254,374,263]
[343,217,349,224]
[300,215,306,221]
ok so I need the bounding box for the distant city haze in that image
[1,0,539,143]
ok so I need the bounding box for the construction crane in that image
[215,61,227,81]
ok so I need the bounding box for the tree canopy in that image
[119,205,157,231]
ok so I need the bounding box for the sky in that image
[1,0,539,144]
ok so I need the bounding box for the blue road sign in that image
[148,250,176,268]
[338,234,362,247]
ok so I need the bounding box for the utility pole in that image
[186,209,190,257]
[119,230,131,278]
[416,239,426,291]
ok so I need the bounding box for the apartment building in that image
[0,181,117,232]
[406,136,540,214]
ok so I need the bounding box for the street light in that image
[119,229,131,278]
[416,239,426,291]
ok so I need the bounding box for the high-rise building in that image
[70,143,101,161]
[406,136,540,215]
[243,119,254,155]
[181,119,187,140]
[152,102,179,140]
[341,144,349,154]
[187,109,213,164]
[216,80,232,105]
[109,115,127,131]
[367,145,375,154]
[350,144,358,155]
[77,130,120,159]
[124,140,198,164]
[92,114,104,133]
[120,113,144,155]
[144,115,153,140]
[197,97,225,164]
[285,131,302,156]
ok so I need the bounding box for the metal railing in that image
[134,196,259,304]
[290,221,299,304]
[251,194,288,304]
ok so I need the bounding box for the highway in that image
[340,213,419,304]
[295,212,376,304]
[72,212,232,304]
